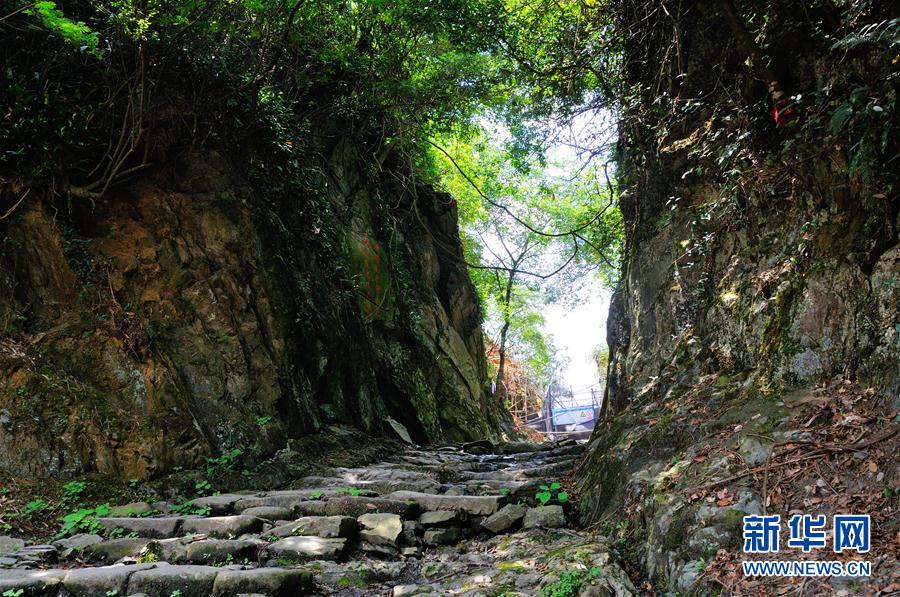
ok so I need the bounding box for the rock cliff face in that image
[0,137,507,480]
[578,2,898,592]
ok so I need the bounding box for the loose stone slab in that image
[267,536,346,562]
[522,505,565,529]
[184,539,260,565]
[189,494,243,515]
[324,496,419,518]
[0,569,65,593]
[182,515,263,537]
[358,513,402,547]
[481,504,528,534]
[127,564,219,597]
[358,540,399,558]
[382,491,501,516]
[294,500,328,516]
[82,538,152,563]
[97,516,183,538]
[211,567,313,596]
[423,527,461,545]
[0,536,25,556]
[386,417,414,444]
[53,533,104,558]
[267,516,357,539]
[234,489,343,513]
[108,501,156,517]
[234,495,306,513]
[15,544,58,564]
[240,506,293,521]
[63,563,157,596]
[419,510,461,527]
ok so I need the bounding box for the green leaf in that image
[536,491,551,506]
[556,491,569,504]
[549,482,561,490]
[830,103,853,135]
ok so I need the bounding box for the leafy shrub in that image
[55,503,111,539]
[62,480,86,506]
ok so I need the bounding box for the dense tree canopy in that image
[2,0,626,390]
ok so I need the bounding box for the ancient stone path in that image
[0,441,636,596]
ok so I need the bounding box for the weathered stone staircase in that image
[0,441,636,596]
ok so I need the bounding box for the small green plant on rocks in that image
[20,498,49,519]
[537,567,602,597]
[171,501,211,516]
[55,503,111,539]
[536,482,568,506]
[61,480,86,506]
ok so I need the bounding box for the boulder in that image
[358,513,403,547]
[481,504,528,534]
[522,506,565,529]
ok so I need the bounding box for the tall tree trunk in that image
[494,271,515,403]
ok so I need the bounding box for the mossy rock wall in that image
[578,2,898,593]
[0,137,507,480]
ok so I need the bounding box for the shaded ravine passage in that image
[0,441,636,596]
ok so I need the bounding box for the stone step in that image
[0,563,312,596]
[233,489,368,513]
[97,517,182,539]
[380,491,502,516]
[96,515,264,539]
[182,515,264,537]
[266,535,347,562]
[266,515,357,539]
[83,537,152,563]
[323,496,420,518]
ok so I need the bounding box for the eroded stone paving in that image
[0,441,636,596]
